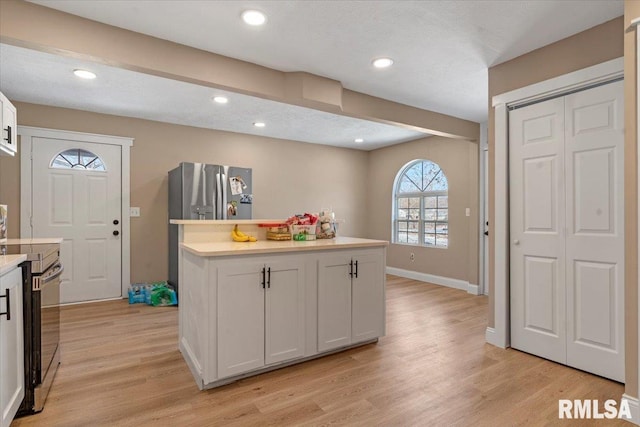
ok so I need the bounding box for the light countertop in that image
[4,238,63,244]
[0,254,27,275]
[170,219,286,225]
[181,236,388,257]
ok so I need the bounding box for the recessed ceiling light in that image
[253,122,266,128]
[73,69,96,79]
[213,96,228,104]
[372,58,394,69]
[354,138,364,143]
[242,10,267,26]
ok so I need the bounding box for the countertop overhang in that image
[170,219,286,225]
[0,254,27,275]
[180,236,388,257]
[4,238,64,245]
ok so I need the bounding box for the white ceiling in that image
[26,0,623,123]
[0,44,426,150]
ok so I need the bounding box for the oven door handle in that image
[41,263,64,286]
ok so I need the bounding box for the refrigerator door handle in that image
[222,165,229,220]
[215,170,222,219]
[201,165,206,207]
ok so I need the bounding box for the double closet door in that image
[509,80,624,382]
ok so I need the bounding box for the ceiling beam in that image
[0,0,479,141]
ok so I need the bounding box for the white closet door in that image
[564,80,624,382]
[510,97,567,364]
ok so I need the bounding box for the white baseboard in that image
[485,327,506,348]
[623,394,640,424]
[467,283,480,295]
[60,296,124,306]
[386,267,478,294]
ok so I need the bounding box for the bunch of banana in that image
[231,224,257,242]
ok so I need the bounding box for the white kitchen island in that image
[170,220,388,390]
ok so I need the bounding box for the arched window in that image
[393,159,448,248]
[50,148,106,171]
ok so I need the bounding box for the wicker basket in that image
[266,231,292,241]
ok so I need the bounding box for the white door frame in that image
[478,122,488,295]
[19,126,134,299]
[487,57,623,348]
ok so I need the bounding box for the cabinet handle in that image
[349,260,353,278]
[0,288,10,320]
[267,267,271,288]
[261,267,265,289]
[355,260,358,279]
[3,125,11,145]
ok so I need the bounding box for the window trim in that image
[392,160,449,248]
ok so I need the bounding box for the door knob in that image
[513,239,520,245]
[113,230,120,236]
[113,219,119,225]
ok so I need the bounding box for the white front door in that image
[30,137,122,303]
[510,80,624,382]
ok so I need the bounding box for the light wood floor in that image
[12,275,628,426]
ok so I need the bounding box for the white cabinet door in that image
[318,250,386,352]
[265,259,305,365]
[352,252,385,343]
[0,267,24,427]
[0,93,17,156]
[217,261,265,379]
[318,254,352,352]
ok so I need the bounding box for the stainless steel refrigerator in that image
[168,162,252,293]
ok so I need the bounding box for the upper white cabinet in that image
[318,249,385,352]
[0,92,17,157]
[0,266,24,427]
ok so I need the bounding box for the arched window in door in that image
[50,148,106,171]
[393,159,448,248]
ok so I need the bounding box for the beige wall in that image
[487,16,632,393]
[0,153,19,238]
[0,102,369,283]
[368,136,479,285]
[0,0,482,289]
[0,103,481,287]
